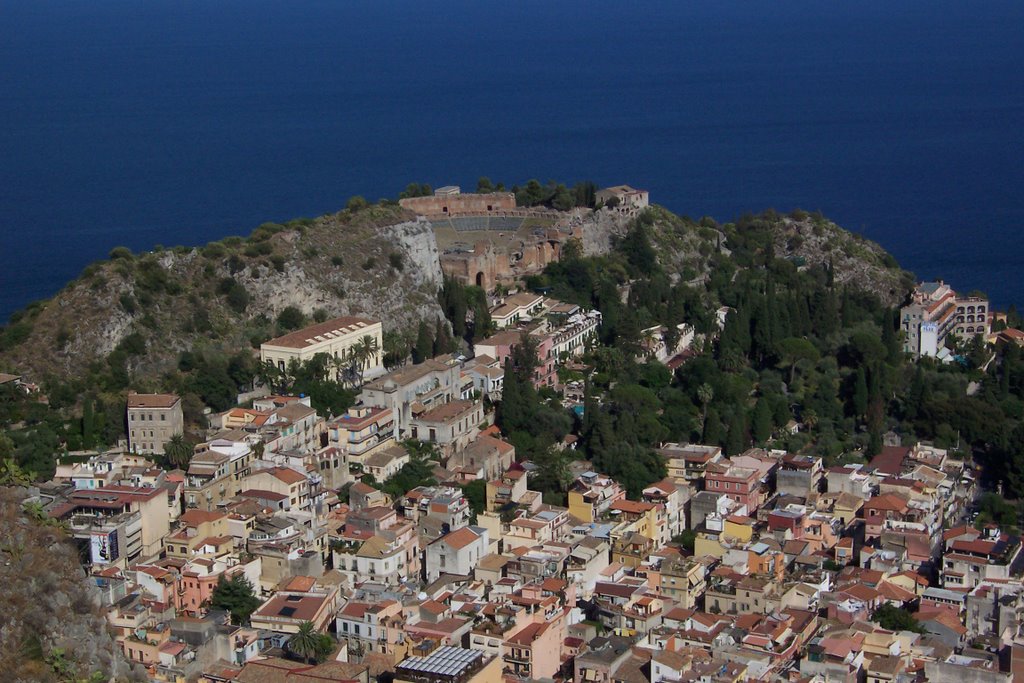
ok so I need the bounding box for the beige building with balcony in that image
[127,392,183,455]
[260,315,384,379]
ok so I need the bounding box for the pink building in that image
[704,461,762,511]
[474,330,556,389]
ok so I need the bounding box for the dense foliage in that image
[209,574,261,625]
[870,603,925,633]
[494,208,1024,501]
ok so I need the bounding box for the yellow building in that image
[568,472,626,523]
[260,315,384,378]
[694,532,726,559]
[723,515,754,544]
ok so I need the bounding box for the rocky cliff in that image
[0,488,145,682]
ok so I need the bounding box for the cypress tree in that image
[752,399,773,444]
[853,367,869,420]
[412,322,432,364]
[704,407,723,446]
[725,411,748,456]
[82,398,95,450]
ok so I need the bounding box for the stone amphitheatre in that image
[398,186,639,292]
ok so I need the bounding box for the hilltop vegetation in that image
[476,207,1024,501]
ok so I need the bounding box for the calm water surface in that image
[1,0,1022,320]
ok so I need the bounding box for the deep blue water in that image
[2,0,1023,322]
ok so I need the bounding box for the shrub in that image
[0,322,32,351]
[331,255,344,267]
[218,277,237,295]
[277,306,305,331]
[227,285,249,313]
[117,331,146,355]
[270,255,286,272]
[250,222,284,242]
[193,308,213,333]
[219,278,250,312]
[388,252,404,271]
[347,195,369,212]
[202,242,226,259]
[109,246,133,260]
[119,293,137,314]
[362,257,376,270]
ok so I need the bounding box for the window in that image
[161,414,166,421]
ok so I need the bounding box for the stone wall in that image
[440,236,563,291]
[400,192,516,216]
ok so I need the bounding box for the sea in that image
[2,0,1023,323]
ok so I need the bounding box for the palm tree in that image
[354,334,380,385]
[0,457,33,487]
[344,335,380,388]
[329,351,348,384]
[288,621,321,664]
[697,383,714,441]
[164,434,192,468]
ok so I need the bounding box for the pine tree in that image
[209,574,261,625]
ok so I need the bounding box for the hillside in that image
[0,203,912,391]
[0,204,446,385]
[587,206,911,307]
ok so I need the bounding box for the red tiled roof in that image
[436,527,482,550]
[127,392,180,409]
[262,316,378,349]
[869,446,911,476]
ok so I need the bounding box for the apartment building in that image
[360,356,462,437]
[184,435,256,510]
[127,392,183,455]
[901,281,989,358]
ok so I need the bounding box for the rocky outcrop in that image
[0,488,145,682]
[581,208,636,256]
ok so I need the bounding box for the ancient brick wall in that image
[400,192,516,216]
